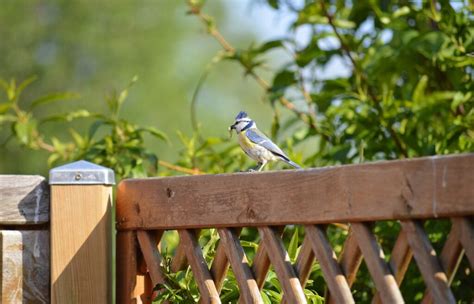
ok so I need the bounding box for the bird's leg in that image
[257,161,267,172]
[248,162,262,172]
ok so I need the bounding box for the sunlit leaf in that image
[30,92,80,109]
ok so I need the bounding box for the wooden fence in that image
[0,175,50,303]
[116,154,474,303]
[0,154,473,303]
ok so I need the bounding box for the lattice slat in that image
[210,242,230,293]
[217,228,262,303]
[178,229,221,303]
[293,237,315,287]
[338,228,363,286]
[453,217,474,267]
[136,230,166,286]
[401,220,455,303]
[171,229,202,272]
[327,228,362,304]
[258,226,306,303]
[251,226,285,289]
[372,229,413,304]
[171,242,188,272]
[421,219,464,304]
[281,237,314,304]
[141,273,153,304]
[305,225,354,303]
[352,223,404,303]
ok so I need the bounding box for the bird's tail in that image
[283,158,302,169]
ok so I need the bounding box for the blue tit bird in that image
[229,111,301,171]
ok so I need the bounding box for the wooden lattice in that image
[116,154,474,303]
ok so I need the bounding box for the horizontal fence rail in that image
[116,154,474,303]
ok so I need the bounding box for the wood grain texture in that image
[117,154,474,230]
[352,223,404,303]
[211,228,242,293]
[258,227,306,304]
[0,175,49,224]
[453,217,474,268]
[218,228,262,303]
[327,229,362,304]
[178,229,221,303]
[422,220,464,304]
[401,220,455,303]
[50,185,112,303]
[137,230,166,286]
[251,226,284,289]
[373,230,413,304]
[117,230,139,304]
[282,238,315,304]
[210,243,230,293]
[0,230,50,303]
[293,238,315,287]
[305,225,354,304]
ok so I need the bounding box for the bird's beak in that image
[228,123,236,131]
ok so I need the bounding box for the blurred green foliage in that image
[1,0,473,303]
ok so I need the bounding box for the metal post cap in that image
[49,160,115,185]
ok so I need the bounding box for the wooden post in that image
[49,160,114,303]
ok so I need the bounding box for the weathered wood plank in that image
[178,229,220,303]
[116,154,474,230]
[0,175,49,224]
[401,220,455,303]
[258,227,306,303]
[305,225,354,303]
[218,228,262,303]
[352,223,404,303]
[0,230,50,303]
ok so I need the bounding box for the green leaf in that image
[30,92,80,109]
[13,117,37,145]
[333,19,356,29]
[0,102,12,114]
[0,114,16,124]
[258,40,283,53]
[392,6,410,18]
[413,75,428,104]
[140,126,169,143]
[266,0,279,9]
[16,76,38,100]
[69,128,86,147]
[288,227,299,262]
[271,70,296,92]
[40,109,93,123]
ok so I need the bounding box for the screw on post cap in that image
[49,160,115,185]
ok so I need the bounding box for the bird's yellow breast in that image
[238,132,255,150]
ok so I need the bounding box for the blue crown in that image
[235,111,248,120]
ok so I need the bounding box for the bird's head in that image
[229,111,255,133]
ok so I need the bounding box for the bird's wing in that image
[245,129,289,160]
